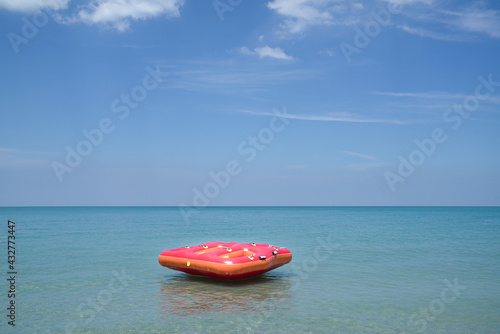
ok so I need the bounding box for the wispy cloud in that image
[373,91,468,100]
[374,90,500,106]
[340,150,377,161]
[267,0,333,35]
[237,46,255,56]
[345,162,389,171]
[0,147,57,167]
[237,109,404,124]
[266,0,500,42]
[373,90,500,116]
[396,24,465,41]
[318,48,336,57]
[267,0,361,35]
[338,149,390,171]
[265,0,496,44]
[441,7,500,39]
[387,1,500,41]
[237,45,294,60]
[160,60,319,97]
[58,0,184,32]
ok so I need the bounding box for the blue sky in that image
[0,0,499,206]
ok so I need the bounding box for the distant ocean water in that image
[0,206,499,333]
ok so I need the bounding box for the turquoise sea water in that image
[0,207,499,333]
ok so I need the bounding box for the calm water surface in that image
[0,207,499,333]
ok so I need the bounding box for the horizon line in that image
[1,205,498,208]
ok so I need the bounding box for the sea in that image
[0,206,499,333]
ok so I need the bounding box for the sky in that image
[0,0,499,206]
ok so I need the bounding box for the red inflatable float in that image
[158,242,292,280]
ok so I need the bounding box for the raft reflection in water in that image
[158,272,292,317]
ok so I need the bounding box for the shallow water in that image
[0,206,499,333]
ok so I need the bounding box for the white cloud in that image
[254,45,294,60]
[237,45,294,60]
[267,0,334,35]
[267,0,499,41]
[237,46,255,55]
[0,0,69,12]
[65,0,184,32]
[386,1,500,41]
[267,0,366,36]
[319,48,335,56]
[443,8,500,39]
